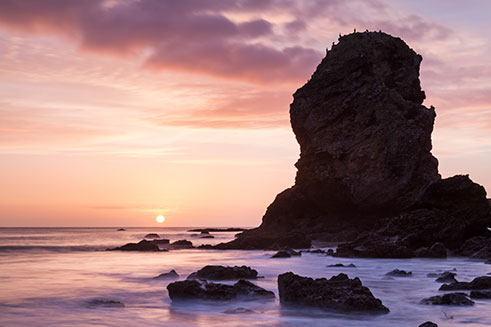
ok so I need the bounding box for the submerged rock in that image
[277,272,389,313]
[219,31,490,253]
[167,279,274,301]
[327,263,356,268]
[440,276,491,290]
[144,233,160,239]
[385,269,412,277]
[421,293,474,306]
[88,299,125,308]
[154,269,179,280]
[223,307,255,314]
[107,240,160,251]
[187,265,258,280]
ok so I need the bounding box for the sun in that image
[156,215,165,223]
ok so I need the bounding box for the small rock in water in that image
[277,272,389,313]
[421,293,474,306]
[154,269,179,280]
[470,290,491,299]
[327,263,356,268]
[107,240,160,251]
[144,233,160,239]
[170,240,193,248]
[419,322,438,327]
[151,239,170,244]
[223,307,255,314]
[187,265,258,280]
[385,269,412,277]
[200,235,215,239]
[88,299,125,308]
[435,271,457,283]
[167,279,274,301]
[117,228,125,231]
[440,276,491,290]
[271,249,300,258]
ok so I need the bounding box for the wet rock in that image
[187,265,258,280]
[200,235,215,239]
[303,249,327,254]
[277,272,389,313]
[470,290,491,299]
[200,230,210,235]
[223,307,255,314]
[271,249,301,258]
[458,236,491,259]
[170,240,193,249]
[385,269,412,277]
[154,269,179,280]
[415,242,447,258]
[421,293,474,306]
[327,263,356,268]
[144,233,160,239]
[167,279,274,301]
[271,251,291,258]
[435,272,457,283]
[197,244,214,249]
[107,240,160,251]
[117,228,125,231]
[215,232,311,250]
[151,239,170,244]
[326,249,334,256]
[335,234,413,258]
[440,276,491,290]
[419,322,438,327]
[88,299,125,308]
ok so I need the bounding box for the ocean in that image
[0,227,490,327]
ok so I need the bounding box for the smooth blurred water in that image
[1,227,490,327]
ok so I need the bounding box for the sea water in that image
[0,227,490,327]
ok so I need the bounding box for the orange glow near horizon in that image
[0,1,490,227]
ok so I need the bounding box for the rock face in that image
[228,31,489,253]
[186,265,258,280]
[277,272,389,313]
[167,279,274,301]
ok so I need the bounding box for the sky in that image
[0,0,490,227]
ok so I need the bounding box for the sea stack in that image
[223,31,490,253]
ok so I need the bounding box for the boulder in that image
[187,265,258,280]
[218,31,490,253]
[167,279,274,301]
[154,269,179,280]
[385,269,412,277]
[170,240,193,249]
[421,293,474,306]
[271,249,301,258]
[419,322,438,327]
[107,240,160,251]
[470,290,491,299]
[440,276,491,290]
[435,272,457,283]
[457,236,491,259]
[144,233,160,239]
[277,272,389,313]
[87,299,125,308]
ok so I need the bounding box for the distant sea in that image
[1,227,490,327]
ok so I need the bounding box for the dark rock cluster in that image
[225,31,489,256]
[186,265,258,280]
[277,272,389,313]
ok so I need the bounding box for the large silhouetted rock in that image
[226,31,489,253]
